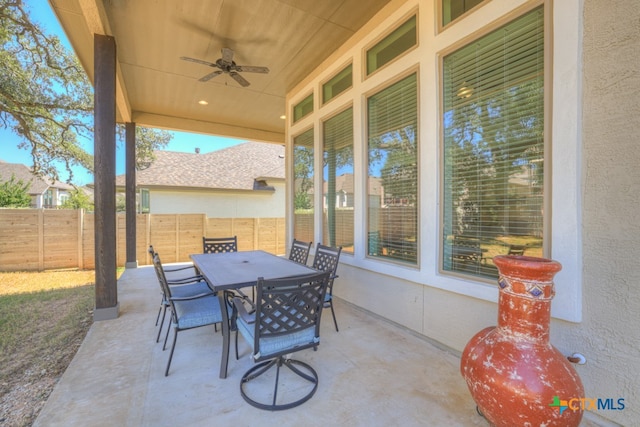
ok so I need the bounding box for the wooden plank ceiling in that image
[49,0,393,143]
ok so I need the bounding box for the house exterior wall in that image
[288,0,639,425]
[147,181,285,218]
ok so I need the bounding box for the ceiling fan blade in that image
[230,71,250,87]
[237,65,269,74]
[199,70,223,82]
[221,47,234,64]
[180,56,218,68]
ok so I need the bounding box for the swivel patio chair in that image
[232,270,331,410]
[288,239,312,265]
[152,253,226,376]
[311,243,342,332]
[149,251,217,342]
[203,236,238,254]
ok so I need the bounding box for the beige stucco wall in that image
[291,0,638,425]
[149,181,285,218]
[562,0,639,424]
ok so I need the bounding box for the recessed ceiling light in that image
[279,115,286,120]
[198,100,208,105]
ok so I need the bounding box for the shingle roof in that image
[0,161,74,195]
[115,142,285,190]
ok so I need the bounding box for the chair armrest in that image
[170,291,214,302]
[167,275,204,285]
[233,297,256,324]
[164,264,196,273]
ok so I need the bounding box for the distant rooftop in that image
[0,161,74,195]
[115,142,285,191]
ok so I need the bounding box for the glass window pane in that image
[140,188,150,213]
[323,64,353,104]
[293,93,314,123]
[367,15,417,76]
[442,7,545,279]
[442,0,486,27]
[293,128,315,243]
[323,108,354,253]
[367,74,418,264]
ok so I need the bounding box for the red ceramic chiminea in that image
[460,255,584,427]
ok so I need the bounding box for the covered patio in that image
[35,264,486,426]
[44,0,640,426]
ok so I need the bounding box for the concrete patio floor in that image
[34,264,605,426]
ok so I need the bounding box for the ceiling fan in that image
[180,47,269,87]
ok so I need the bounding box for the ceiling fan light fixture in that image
[181,48,269,87]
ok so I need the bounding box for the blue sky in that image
[0,2,241,185]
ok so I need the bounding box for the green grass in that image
[0,270,96,426]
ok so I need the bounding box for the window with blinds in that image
[442,6,545,279]
[293,128,315,243]
[293,93,314,123]
[367,73,418,264]
[323,107,354,253]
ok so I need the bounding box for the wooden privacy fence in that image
[0,209,285,272]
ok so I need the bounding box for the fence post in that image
[38,209,44,271]
[78,209,84,270]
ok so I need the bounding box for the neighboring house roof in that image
[316,173,383,197]
[115,142,285,191]
[0,160,74,195]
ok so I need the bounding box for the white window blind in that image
[323,108,353,252]
[293,128,314,243]
[367,73,418,264]
[442,6,545,278]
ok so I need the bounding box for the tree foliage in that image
[60,186,93,210]
[0,0,171,182]
[0,173,31,207]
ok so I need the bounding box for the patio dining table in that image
[190,250,318,379]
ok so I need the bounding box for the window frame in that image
[363,11,419,80]
[320,103,355,253]
[322,62,353,105]
[292,126,316,244]
[365,69,420,266]
[437,0,491,32]
[292,92,314,123]
[439,4,546,281]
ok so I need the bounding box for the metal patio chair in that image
[203,236,238,254]
[288,239,312,265]
[311,243,342,332]
[152,253,226,376]
[149,245,210,341]
[232,270,331,410]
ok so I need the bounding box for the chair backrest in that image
[203,236,237,254]
[152,253,172,300]
[253,271,331,360]
[288,239,312,265]
[311,243,341,277]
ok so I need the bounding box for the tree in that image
[0,173,31,207]
[60,186,93,210]
[0,0,171,182]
